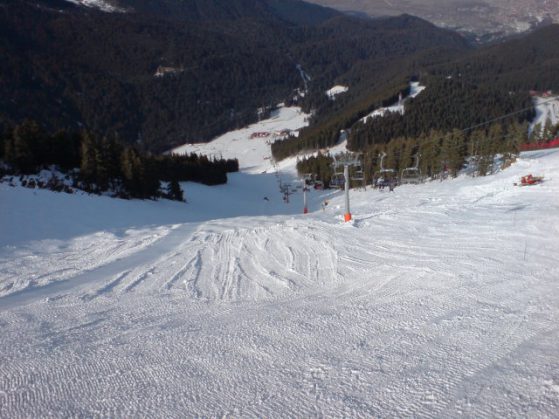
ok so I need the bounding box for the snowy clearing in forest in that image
[1,146,558,416]
[326,85,349,99]
[361,81,426,123]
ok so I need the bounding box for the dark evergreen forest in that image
[0,0,468,153]
[273,24,559,167]
[0,120,238,200]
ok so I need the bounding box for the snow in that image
[326,85,349,100]
[296,64,311,93]
[64,0,123,13]
[172,106,310,175]
[1,124,559,416]
[530,95,559,135]
[361,81,426,123]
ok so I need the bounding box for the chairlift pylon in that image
[331,152,362,189]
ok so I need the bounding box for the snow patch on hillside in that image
[326,85,349,99]
[64,0,124,13]
[361,81,426,123]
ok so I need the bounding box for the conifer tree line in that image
[347,76,535,151]
[0,120,238,200]
[273,74,538,161]
[296,117,559,185]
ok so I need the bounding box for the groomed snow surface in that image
[1,139,559,414]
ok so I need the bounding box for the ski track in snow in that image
[0,149,558,416]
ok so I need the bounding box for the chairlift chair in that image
[350,163,366,190]
[313,180,324,190]
[330,173,345,189]
[351,164,365,182]
[330,155,347,189]
[400,154,422,184]
[375,152,396,188]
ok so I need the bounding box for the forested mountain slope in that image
[0,0,468,152]
[272,24,559,160]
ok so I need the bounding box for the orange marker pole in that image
[344,164,351,222]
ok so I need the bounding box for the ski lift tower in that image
[332,152,362,222]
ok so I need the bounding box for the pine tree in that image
[0,128,6,161]
[468,129,485,176]
[477,133,494,176]
[49,130,81,170]
[418,131,438,178]
[120,148,160,199]
[529,122,542,143]
[487,123,504,154]
[95,139,110,191]
[95,137,122,191]
[542,117,554,141]
[9,120,45,173]
[3,130,14,166]
[441,129,466,177]
[80,131,98,186]
[167,178,184,201]
[120,147,144,198]
[505,120,526,157]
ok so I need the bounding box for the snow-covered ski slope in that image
[172,106,310,174]
[1,145,559,415]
